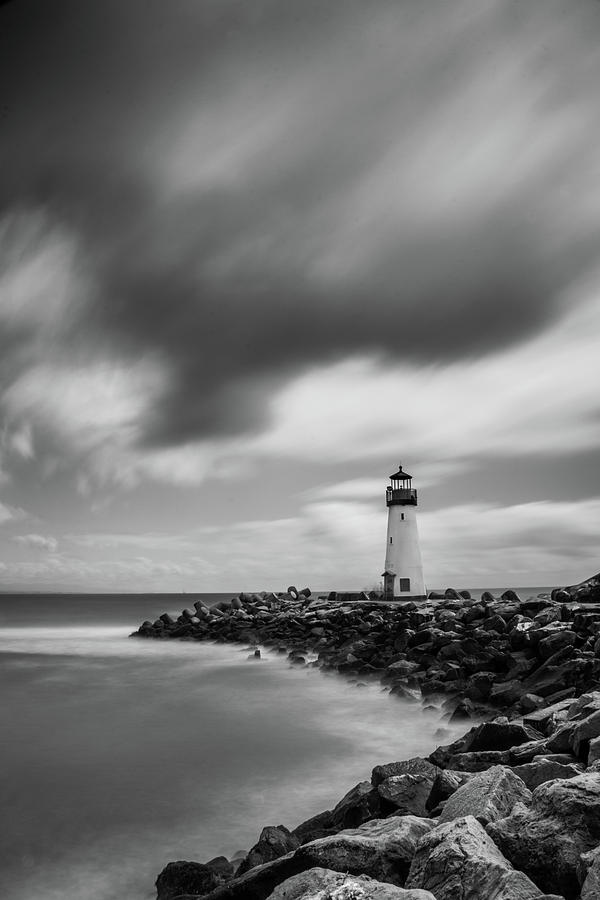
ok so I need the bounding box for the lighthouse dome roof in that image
[389,466,412,480]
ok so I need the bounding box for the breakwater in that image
[133,572,600,899]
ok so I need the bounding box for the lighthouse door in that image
[383,572,395,600]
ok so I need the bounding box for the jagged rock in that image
[293,816,434,887]
[511,757,583,790]
[446,749,512,771]
[487,771,600,899]
[438,765,531,826]
[371,757,438,787]
[330,781,381,829]
[292,810,336,845]
[425,769,472,812]
[461,719,544,753]
[579,846,600,900]
[156,860,223,899]
[522,698,574,735]
[405,815,543,899]
[237,826,300,875]
[538,630,576,659]
[563,572,600,604]
[267,867,437,899]
[377,774,433,817]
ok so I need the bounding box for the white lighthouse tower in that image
[382,464,426,600]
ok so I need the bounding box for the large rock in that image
[579,846,600,900]
[294,815,434,887]
[461,719,544,752]
[439,765,531,826]
[329,781,381,829]
[237,826,300,875]
[563,571,600,604]
[371,757,438,787]
[405,815,543,899]
[267,867,437,899]
[156,860,223,899]
[511,757,583,790]
[377,774,433,817]
[487,771,600,899]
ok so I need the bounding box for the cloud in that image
[247,289,600,468]
[2,0,600,453]
[13,533,58,552]
[0,502,26,526]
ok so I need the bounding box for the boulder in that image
[487,771,600,899]
[511,757,583,790]
[293,815,434,887]
[426,769,472,812]
[522,698,574,735]
[371,757,438,787]
[292,809,336,845]
[330,781,381,829]
[405,815,543,899]
[156,860,223,899]
[438,765,531,826]
[377,774,433,817]
[563,571,600,604]
[237,826,300,875]
[267,867,437,899]
[461,719,544,753]
[538,630,576,659]
[579,846,600,900]
[446,749,512,771]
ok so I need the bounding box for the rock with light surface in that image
[486,771,600,899]
[266,867,436,900]
[439,765,531,826]
[377,774,433,817]
[293,816,434,887]
[405,815,544,899]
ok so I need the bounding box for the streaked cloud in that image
[13,533,58,553]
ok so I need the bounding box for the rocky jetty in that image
[134,576,600,722]
[132,573,600,898]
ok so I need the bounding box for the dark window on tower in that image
[399,578,410,592]
[401,513,405,520]
[390,537,393,544]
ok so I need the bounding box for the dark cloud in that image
[2,0,600,445]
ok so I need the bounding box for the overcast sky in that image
[1,0,599,593]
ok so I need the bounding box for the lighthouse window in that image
[399,578,411,592]
[390,537,393,544]
[401,514,405,520]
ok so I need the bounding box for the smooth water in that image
[0,591,526,900]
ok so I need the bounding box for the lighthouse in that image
[382,464,426,600]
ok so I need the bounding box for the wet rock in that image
[425,769,472,812]
[156,860,223,899]
[237,826,300,875]
[563,571,600,604]
[377,774,433,817]
[292,810,336,845]
[294,815,434,887]
[487,771,600,899]
[522,698,574,735]
[538,630,576,659]
[461,719,544,753]
[371,757,438,787]
[405,815,543,899]
[267,867,437,899]
[511,757,583,790]
[446,750,512,771]
[330,781,381,830]
[438,765,531,826]
[579,846,600,900]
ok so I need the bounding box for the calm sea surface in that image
[0,589,549,900]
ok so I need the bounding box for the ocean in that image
[0,589,548,899]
